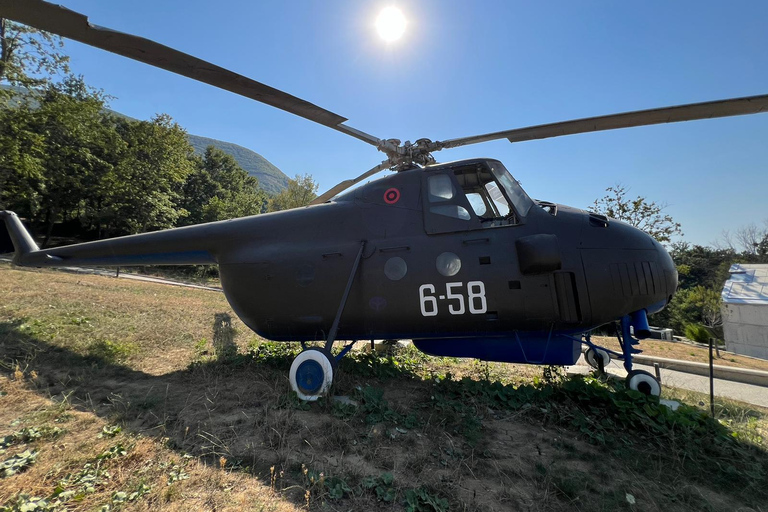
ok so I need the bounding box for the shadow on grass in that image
[2,319,768,511]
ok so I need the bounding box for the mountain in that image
[0,85,290,194]
[186,135,289,195]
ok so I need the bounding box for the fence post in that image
[709,337,715,416]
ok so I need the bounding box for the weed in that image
[97,443,127,461]
[1,449,38,477]
[98,425,122,438]
[404,486,449,512]
[166,463,190,485]
[355,386,400,424]
[362,472,397,502]
[0,494,61,512]
[0,426,64,453]
[88,339,138,364]
[275,391,310,411]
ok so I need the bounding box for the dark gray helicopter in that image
[2,0,767,400]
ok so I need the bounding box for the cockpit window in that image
[490,162,533,217]
[485,181,511,217]
[452,165,519,227]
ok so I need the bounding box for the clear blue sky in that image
[58,0,768,246]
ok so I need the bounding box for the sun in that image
[376,6,406,42]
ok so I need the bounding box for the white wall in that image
[722,303,768,359]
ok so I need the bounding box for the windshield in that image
[489,162,533,217]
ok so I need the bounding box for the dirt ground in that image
[1,264,767,511]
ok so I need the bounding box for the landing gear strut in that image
[289,241,365,401]
[581,312,662,397]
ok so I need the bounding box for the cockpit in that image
[423,159,533,234]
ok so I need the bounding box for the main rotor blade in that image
[438,94,768,150]
[0,0,384,147]
[310,161,390,205]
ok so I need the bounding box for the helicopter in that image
[2,0,768,401]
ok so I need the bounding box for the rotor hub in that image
[381,138,440,170]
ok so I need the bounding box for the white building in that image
[721,263,768,359]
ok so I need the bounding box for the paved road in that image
[570,356,768,408]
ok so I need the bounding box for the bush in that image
[684,323,712,343]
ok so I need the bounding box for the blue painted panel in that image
[412,332,582,365]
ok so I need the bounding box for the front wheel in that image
[625,369,661,397]
[585,347,611,370]
[289,348,335,401]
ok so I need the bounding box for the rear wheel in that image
[289,347,335,401]
[626,369,661,397]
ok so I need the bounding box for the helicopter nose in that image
[580,215,678,325]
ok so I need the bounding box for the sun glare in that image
[376,6,406,42]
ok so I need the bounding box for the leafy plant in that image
[1,449,38,477]
[98,425,122,438]
[0,426,64,453]
[404,487,449,512]
[97,443,127,461]
[362,472,397,502]
[355,386,401,424]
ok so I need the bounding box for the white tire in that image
[585,347,611,369]
[289,348,334,401]
[626,370,661,397]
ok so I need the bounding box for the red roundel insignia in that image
[384,188,400,204]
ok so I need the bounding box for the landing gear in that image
[580,311,664,397]
[585,347,611,371]
[289,348,336,401]
[626,369,661,397]
[289,241,365,401]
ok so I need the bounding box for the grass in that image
[1,263,768,511]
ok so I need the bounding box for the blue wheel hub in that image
[296,359,324,395]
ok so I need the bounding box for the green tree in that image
[181,146,266,224]
[103,114,195,235]
[266,173,318,212]
[0,77,121,245]
[591,184,682,243]
[0,18,69,88]
[0,100,46,216]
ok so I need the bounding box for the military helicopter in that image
[2,0,767,400]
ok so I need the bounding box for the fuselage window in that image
[428,174,455,202]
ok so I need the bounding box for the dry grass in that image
[1,263,768,512]
[592,335,768,371]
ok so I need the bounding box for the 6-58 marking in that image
[419,281,487,317]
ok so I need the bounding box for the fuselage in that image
[217,159,678,342]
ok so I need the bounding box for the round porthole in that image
[436,252,461,277]
[384,257,407,281]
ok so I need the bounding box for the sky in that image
[50,0,768,247]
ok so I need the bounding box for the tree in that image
[0,18,69,88]
[0,77,122,244]
[266,173,318,212]
[719,220,768,257]
[180,146,267,224]
[590,184,682,243]
[104,114,195,235]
